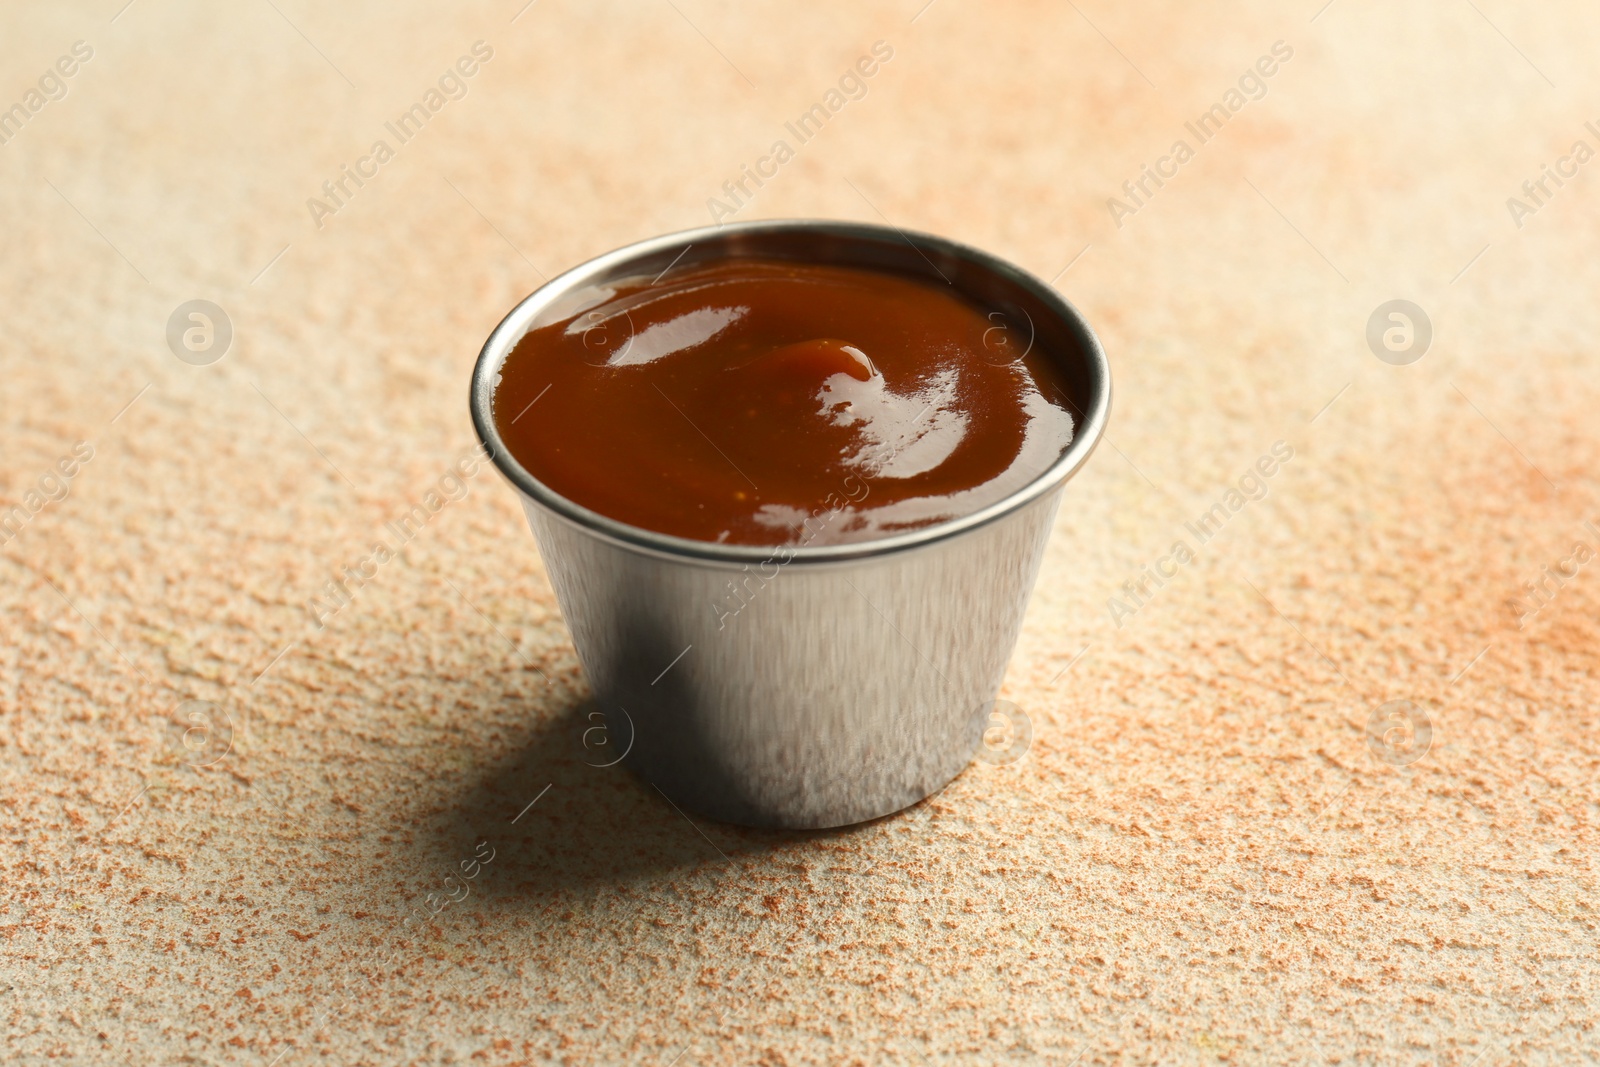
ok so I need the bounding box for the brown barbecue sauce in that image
[493,258,1075,546]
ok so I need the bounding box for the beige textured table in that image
[3,2,1597,1063]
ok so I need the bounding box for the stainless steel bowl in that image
[470,219,1110,828]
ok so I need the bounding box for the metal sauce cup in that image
[470,220,1110,828]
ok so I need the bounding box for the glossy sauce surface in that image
[493,258,1076,546]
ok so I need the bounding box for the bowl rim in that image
[468,218,1111,566]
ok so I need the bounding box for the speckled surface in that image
[2,1,1598,1064]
